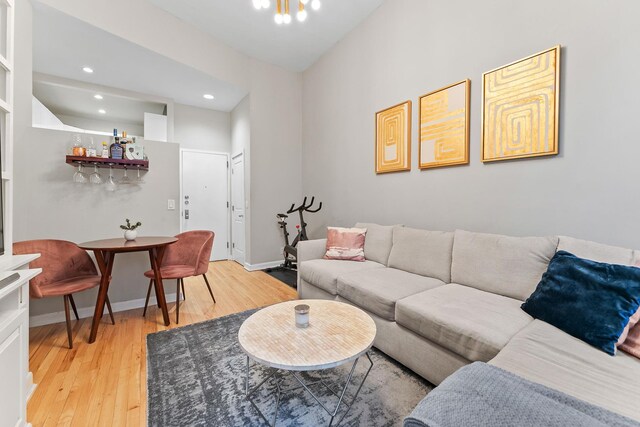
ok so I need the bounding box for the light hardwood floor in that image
[27,261,298,427]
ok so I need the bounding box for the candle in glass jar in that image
[295,304,310,328]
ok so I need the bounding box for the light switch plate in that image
[168,199,176,210]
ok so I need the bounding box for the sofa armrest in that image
[297,239,327,263]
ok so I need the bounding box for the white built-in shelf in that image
[0,269,41,301]
[0,254,40,272]
[1,171,12,181]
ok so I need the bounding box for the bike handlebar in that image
[305,201,323,213]
[287,196,322,214]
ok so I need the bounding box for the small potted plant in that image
[120,219,142,241]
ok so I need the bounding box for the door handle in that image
[185,209,190,219]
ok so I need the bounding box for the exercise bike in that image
[277,196,323,270]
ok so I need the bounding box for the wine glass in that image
[72,163,88,184]
[135,165,145,184]
[89,164,103,185]
[105,164,118,192]
[119,167,132,185]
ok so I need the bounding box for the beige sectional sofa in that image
[297,224,640,422]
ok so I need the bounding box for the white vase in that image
[124,230,137,241]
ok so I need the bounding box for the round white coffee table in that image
[238,299,376,426]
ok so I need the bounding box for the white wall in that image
[301,0,640,249]
[144,112,168,142]
[31,96,64,129]
[231,95,251,262]
[173,103,230,152]
[249,60,302,264]
[36,0,249,91]
[34,0,303,266]
[56,113,144,137]
[15,0,180,318]
[231,95,249,156]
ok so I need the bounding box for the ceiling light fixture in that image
[257,0,319,25]
[296,0,307,21]
[98,109,106,114]
[283,0,292,24]
[254,0,271,10]
[82,66,94,73]
[203,94,215,100]
[94,94,103,100]
[274,0,283,24]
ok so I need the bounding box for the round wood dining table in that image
[79,236,178,343]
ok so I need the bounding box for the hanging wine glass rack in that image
[65,155,149,170]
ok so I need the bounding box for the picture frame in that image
[375,100,412,174]
[481,45,561,162]
[419,79,470,169]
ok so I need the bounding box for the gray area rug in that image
[147,309,433,426]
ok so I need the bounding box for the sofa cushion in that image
[355,223,399,265]
[387,227,454,283]
[395,284,533,361]
[324,227,366,261]
[337,268,444,321]
[298,259,384,295]
[490,320,640,422]
[558,236,635,265]
[521,250,640,356]
[451,230,559,301]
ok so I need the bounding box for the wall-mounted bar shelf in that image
[66,155,149,170]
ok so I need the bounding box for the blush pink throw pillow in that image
[324,227,367,261]
[617,308,640,346]
[619,259,640,359]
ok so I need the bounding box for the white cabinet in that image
[0,1,33,425]
[0,257,40,427]
[0,326,22,426]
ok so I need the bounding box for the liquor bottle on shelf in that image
[120,131,129,146]
[110,138,123,159]
[71,134,85,156]
[101,141,110,158]
[87,138,97,157]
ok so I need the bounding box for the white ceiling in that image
[33,78,165,126]
[148,0,386,72]
[32,2,248,112]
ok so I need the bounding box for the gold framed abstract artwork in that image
[375,101,411,174]
[482,45,561,162]
[419,79,470,169]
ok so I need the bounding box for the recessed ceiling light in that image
[94,94,103,100]
[98,109,106,114]
[203,94,215,100]
[82,66,94,73]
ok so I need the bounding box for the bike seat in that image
[277,213,288,219]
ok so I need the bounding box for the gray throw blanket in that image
[404,362,640,427]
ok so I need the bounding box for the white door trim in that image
[230,150,246,265]
[179,148,231,259]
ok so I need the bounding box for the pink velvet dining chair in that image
[13,239,115,349]
[142,230,215,323]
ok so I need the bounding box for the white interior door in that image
[231,153,246,265]
[181,150,229,261]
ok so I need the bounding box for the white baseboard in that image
[29,293,178,328]
[244,260,282,271]
[25,372,36,402]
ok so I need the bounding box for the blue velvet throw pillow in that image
[521,250,640,355]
